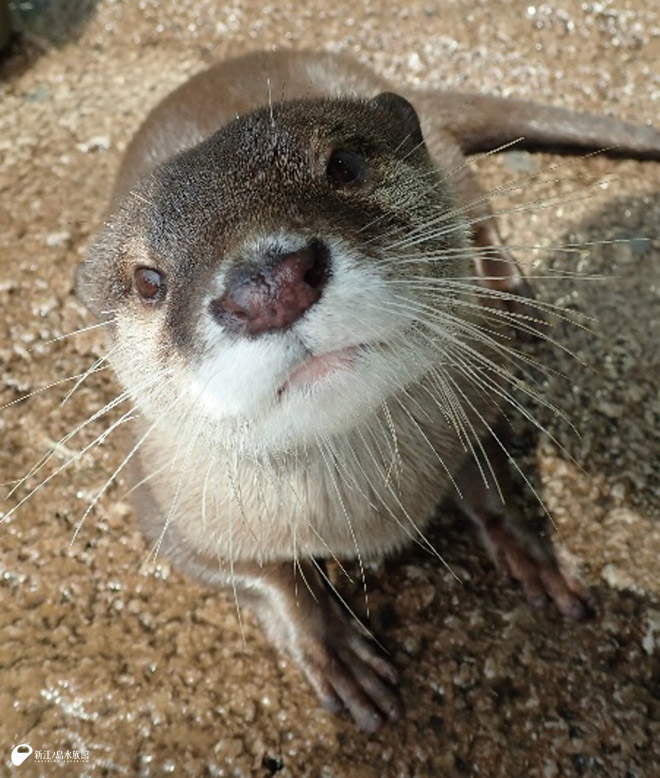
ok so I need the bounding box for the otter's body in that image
[77,50,660,731]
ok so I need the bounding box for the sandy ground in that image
[1,1,659,776]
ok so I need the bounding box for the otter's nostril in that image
[303,239,330,290]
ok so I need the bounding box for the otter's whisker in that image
[394,394,463,499]
[0,365,109,415]
[70,410,164,545]
[61,349,116,407]
[3,406,139,523]
[29,320,110,350]
[380,293,582,412]
[310,556,383,651]
[352,424,461,579]
[9,367,171,501]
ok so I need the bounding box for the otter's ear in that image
[370,92,425,147]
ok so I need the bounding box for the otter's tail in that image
[420,91,660,160]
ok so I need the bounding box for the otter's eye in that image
[134,267,166,302]
[326,149,367,188]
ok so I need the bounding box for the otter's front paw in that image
[481,514,594,620]
[455,432,594,619]
[294,612,402,733]
[249,561,401,732]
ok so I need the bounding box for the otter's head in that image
[76,93,472,452]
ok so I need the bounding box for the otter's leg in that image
[161,545,401,732]
[453,431,593,620]
[471,219,534,299]
[470,217,545,340]
[439,149,543,336]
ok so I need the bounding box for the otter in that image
[76,50,660,732]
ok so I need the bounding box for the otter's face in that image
[77,94,471,452]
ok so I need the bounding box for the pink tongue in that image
[287,347,357,388]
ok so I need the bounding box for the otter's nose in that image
[209,240,330,337]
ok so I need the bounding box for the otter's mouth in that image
[277,345,362,397]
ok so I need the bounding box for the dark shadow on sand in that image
[1,0,100,80]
